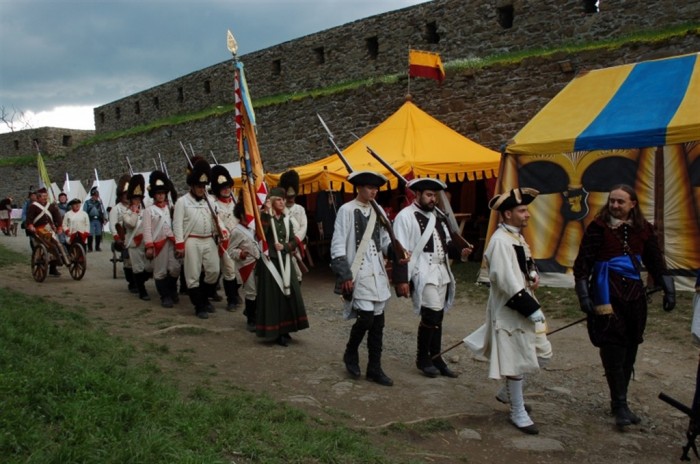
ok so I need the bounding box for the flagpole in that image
[407,44,411,96]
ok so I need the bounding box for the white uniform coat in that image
[393,203,456,314]
[63,209,90,243]
[464,224,540,379]
[330,199,391,319]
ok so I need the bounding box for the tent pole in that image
[654,145,665,255]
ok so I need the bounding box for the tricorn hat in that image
[266,187,286,201]
[347,170,387,188]
[407,177,447,192]
[116,174,131,197]
[68,198,81,206]
[36,187,48,195]
[210,165,233,196]
[148,170,171,198]
[488,187,539,212]
[186,158,211,186]
[128,174,146,199]
[279,169,300,197]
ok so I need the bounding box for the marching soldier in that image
[173,158,227,319]
[63,198,90,246]
[123,174,152,301]
[393,178,471,378]
[211,164,241,311]
[143,171,180,308]
[110,174,137,293]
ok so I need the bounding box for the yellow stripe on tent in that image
[508,63,634,155]
[667,53,700,145]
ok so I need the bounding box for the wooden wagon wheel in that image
[31,244,49,282]
[68,242,87,280]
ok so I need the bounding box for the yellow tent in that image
[266,101,500,194]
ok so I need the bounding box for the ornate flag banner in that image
[409,49,446,82]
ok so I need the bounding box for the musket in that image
[355,135,474,251]
[179,142,226,253]
[125,156,135,176]
[317,113,408,261]
[659,392,699,461]
[209,150,219,165]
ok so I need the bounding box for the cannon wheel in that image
[68,242,87,280]
[31,244,49,282]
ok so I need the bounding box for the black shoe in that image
[226,301,239,312]
[276,335,288,347]
[438,366,459,378]
[613,407,632,428]
[205,302,215,313]
[343,353,361,379]
[367,369,393,386]
[246,321,256,332]
[196,311,209,320]
[624,406,641,425]
[511,420,539,435]
[49,269,61,277]
[139,293,151,301]
[417,363,440,378]
[128,284,139,294]
[95,247,101,252]
[161,296,174,308]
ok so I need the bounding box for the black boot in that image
[87,236,93,252]
[200,282,216,312]
[601,345,632,428]
[49,263,61,276]
[622,344,641,424]
[430,312,458,378]
[189,286,208,319]
[366,313,393,386]
[223,278,240,311]
[124,267,138,294]
[417,321,439,377]
[136,272,150,301]
[155,279,173,308]
[244,298,256,331]
[179,270,188,295]
[167,275,180,304]
[344,311,373,379]
[95,235,102,252]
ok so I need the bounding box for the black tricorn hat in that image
[279,169,300,197]
[488,187,539,212]
[68,198,82,206]
[148,170,171,198]
[186,158,211,186]
[210,165,233,196]
[407,177,447,192]
[116,174,131,197]
[128,174,146,199]
[347,170,387,188]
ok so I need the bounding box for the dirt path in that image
[1,234,695,463]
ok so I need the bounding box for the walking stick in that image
[546,316,587,336]
[431,340,464,360]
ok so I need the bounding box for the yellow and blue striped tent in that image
[487,53,700,290]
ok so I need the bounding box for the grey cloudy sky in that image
[0,0,427,132]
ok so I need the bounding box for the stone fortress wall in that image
[1,0,699,202]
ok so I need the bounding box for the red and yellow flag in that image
[234,61,268,254]
[408,49,446,82]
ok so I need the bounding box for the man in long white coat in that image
[330,171,407,387]
[393,178,471,378]
[464,187,551,435]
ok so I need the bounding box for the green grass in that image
[0,244,395,464]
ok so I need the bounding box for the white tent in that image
[51,180,88,203]
[85,179,117,212]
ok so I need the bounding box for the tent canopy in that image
[266,101,500,194]
[507,52,700,155]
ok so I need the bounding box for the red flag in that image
[408,49,445,82]
[234,62,268,254]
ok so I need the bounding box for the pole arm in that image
[359,138,472,250]
[316,114,408,261]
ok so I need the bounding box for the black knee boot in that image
[244,298,257,332]
[223,278,240,311]
[189,286,207,319]
[344,310,373,379]
[87,236,93,252]
[95,235,102,251]
[417,320,439,377]
[622,343,641,424]
[366,313,393,386]
[155,279,173,308]
[124,267,138,293]
[167,275,180,304]
[430,313,458,378]
[601,345,632,428]
[136,272,150,301]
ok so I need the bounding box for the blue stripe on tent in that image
[574,54,697,151]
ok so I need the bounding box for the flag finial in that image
[227,30,238,56]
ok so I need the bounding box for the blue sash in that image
[592,255,641,312]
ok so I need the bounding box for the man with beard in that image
[393,178,471,378]
[574,184,675,429]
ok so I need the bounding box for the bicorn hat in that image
[488,187,539,212]
[186,158,211,186]
[347,170,387,188]
[210,165,233,196]
[68,198,81,206]
[128,174,146,199]
[407,177,447,192]
[279,169,300,197]
[116,174,131,197]
[148,170,171,198]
